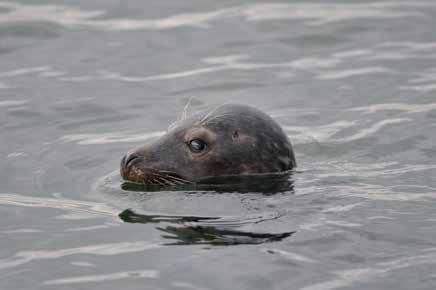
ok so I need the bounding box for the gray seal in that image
[120,104,296,186]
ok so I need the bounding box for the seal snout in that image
[120,150,192,186]
[124,153,142,168]
[120,152,143,180]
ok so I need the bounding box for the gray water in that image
[1,1,436,289]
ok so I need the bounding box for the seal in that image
[120,104,296,186]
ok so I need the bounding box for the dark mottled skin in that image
[120,104,296,184]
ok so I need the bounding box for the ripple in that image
[39,70,66,77]
[58,75,94,82]
[362,51,420,61]
[0,2,105,26]
[169,82,265,95]
[297,158,436,201]
[285,117,412,144]
[0,66,50,77]
[332,49,373,59]
[0,193,118,218]
[408,72,436,84]
[290,57,342,70]
[6,152,27,159]
[325,220,362,227]
[377,41,436,52]
[321,203,363,213]
[98,56,295,82]
[242,2,428,25]
[317,67,394,80]
[65,224,116,231]
[333,118,411,142]
[42,270,159,285]
[262,248,318,263]
[59,131,165,145]
[331,184,436,201]
[94,55,343,83]
[301,250,436,290]
[99,67,225,82]
[348,102,436,114]
[171,281,210,290]
[0,228,43,234]
[0,66,66,80]
[0,241,160,270]
[338,41,436,62]
[309,160,436,179]
[284,121,356,144]
[0,1,431,32]
[202,54,249,64]
[70,261,96,267]
[0,100,27,107]
[407,68,436,87]
[94,171,295,245]
[400,83,436,92]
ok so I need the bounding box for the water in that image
[1,1,436,289]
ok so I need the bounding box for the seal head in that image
[120,104,296,186]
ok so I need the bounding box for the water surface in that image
[1,1,436,289]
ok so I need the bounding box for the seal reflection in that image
[119,209,295,246]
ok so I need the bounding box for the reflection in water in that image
[157,226,294,246]
[112,171,296,245]
[119,209,294,246]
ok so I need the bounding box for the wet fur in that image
[120,104,296,184]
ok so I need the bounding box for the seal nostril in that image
[124,153,141,169]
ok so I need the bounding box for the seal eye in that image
[188,139,208,154]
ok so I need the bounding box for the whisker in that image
[201,113,235,126]
[181,96,194,121]
[165,175,193,184]
[164,179,176,186]
[157,176,174,186]
[167,120,180,132]
[158,171,194,184]
[153,178,165,186]
[151,173,178,186]
[149,174,167,185]
[146,178,154,185]
[164,176,186,185]
[198,103,230,125]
